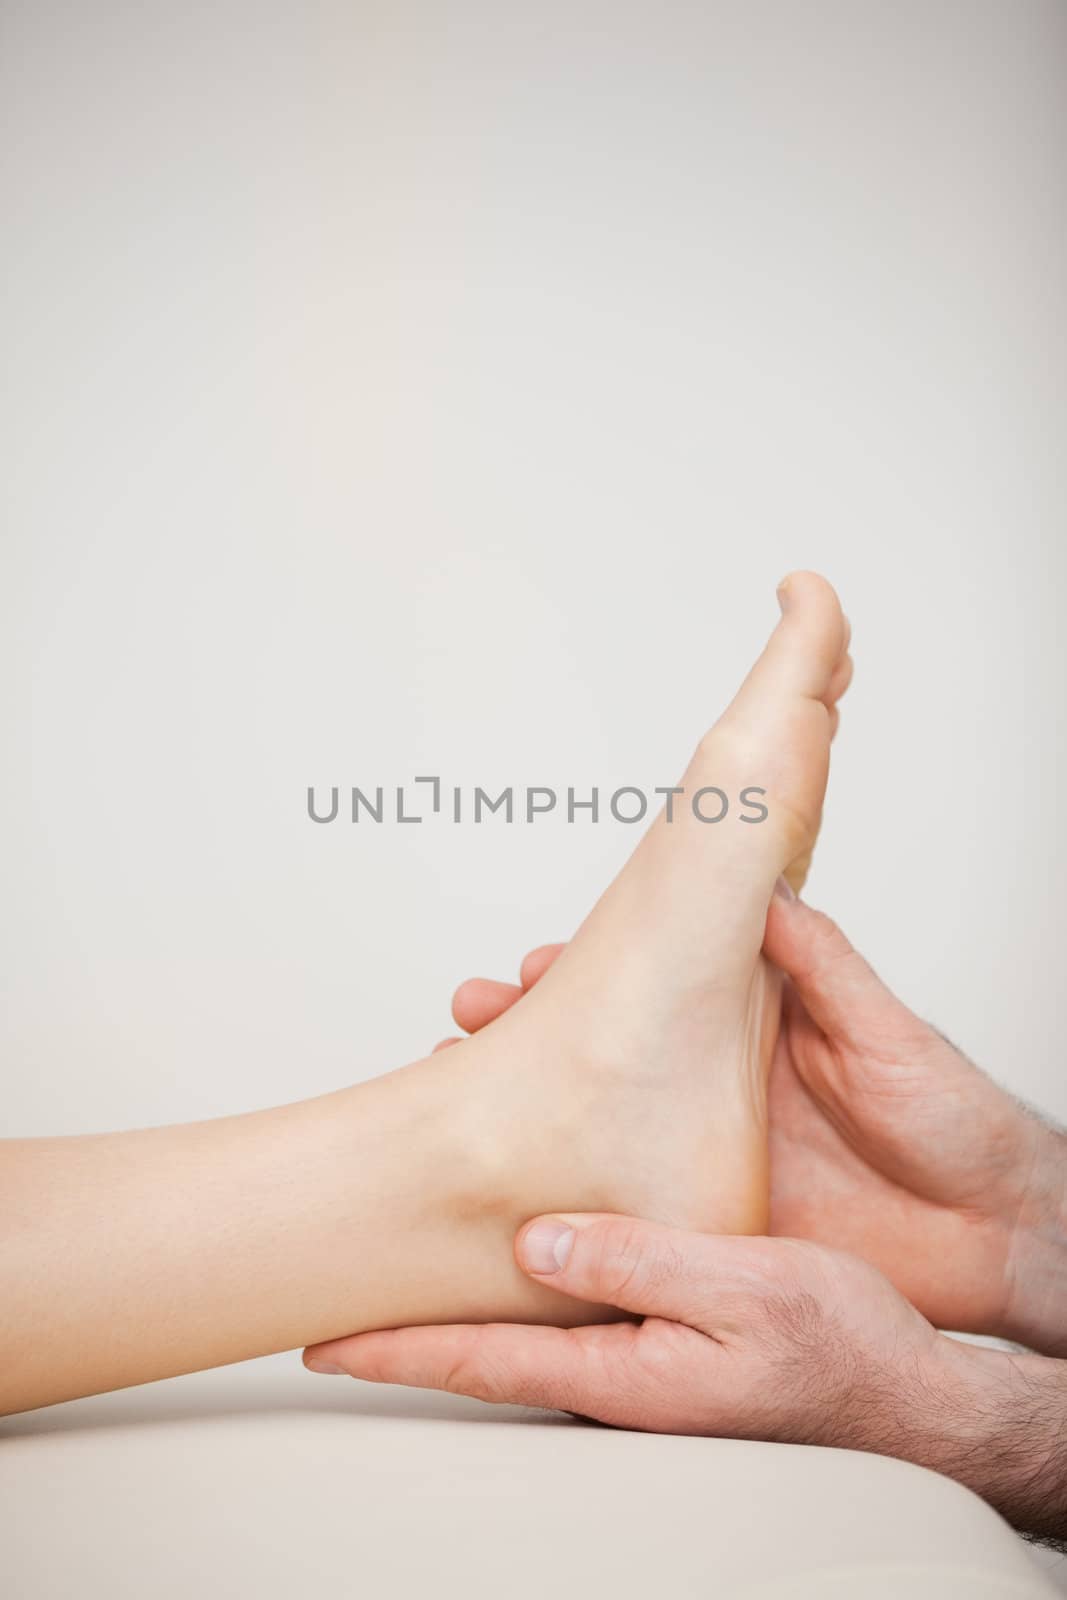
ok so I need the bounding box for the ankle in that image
[433,1034,551,1225]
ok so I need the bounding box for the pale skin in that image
[411,892,1067,1356]
[308,899,1067,1546]
[1,571,853,1415]
[5,565,1065,1549]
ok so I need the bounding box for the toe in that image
[826,652,853,707]
[731,572,846,712]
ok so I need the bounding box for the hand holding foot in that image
[763,892,1067,1354]
[442,900,1067,1353]
[306,1215,1067,1549]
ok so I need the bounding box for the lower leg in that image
[0,1051,580,1415]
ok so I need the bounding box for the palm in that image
[766,982,1018,1333]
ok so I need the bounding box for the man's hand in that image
[306,1214,1067,1547]
[435,894,1067,1355]
[763,888,1067,1355]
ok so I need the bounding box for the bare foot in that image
[453,573,850,1244]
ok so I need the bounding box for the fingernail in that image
[774,874,796,901]
[306,1360,346,1375]
[776,576,791,613]
[520,1219,575,1275]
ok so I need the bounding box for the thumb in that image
[517,1213,720,1322]
[763,887,912,1053]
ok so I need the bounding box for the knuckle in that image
[600,1322,689,1426]
[721,1237,812,1302]
[594,1223,684,1304]
[441,1332,513,1404]
[794,909,871,999]
[804,908,853,966]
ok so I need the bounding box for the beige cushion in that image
[0,1356,1058,1598]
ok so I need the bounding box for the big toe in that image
[730,571,847,717]
[678,573,847,876]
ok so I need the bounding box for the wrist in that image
[823,1308,1067,1548]
[935,1340,1067,1547]
[1000,1124,1067,1356]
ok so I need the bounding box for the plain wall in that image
[2,0,1065,1142]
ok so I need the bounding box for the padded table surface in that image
[1,1355,1061,1599]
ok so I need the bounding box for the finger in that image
[451,977,523,1033]
[519,943,566,989]
[432,1036,464,1053]
[763,889,911,1052]
[304,1320,644,1419]
[450,946,566,1033]
[516,1213,771,1328]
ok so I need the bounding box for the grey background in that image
[2,0,1065,1141]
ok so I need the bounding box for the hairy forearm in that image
[0,1054,543,1414]
[887,1342,1067,1549]
[943,1347,1067,1548]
